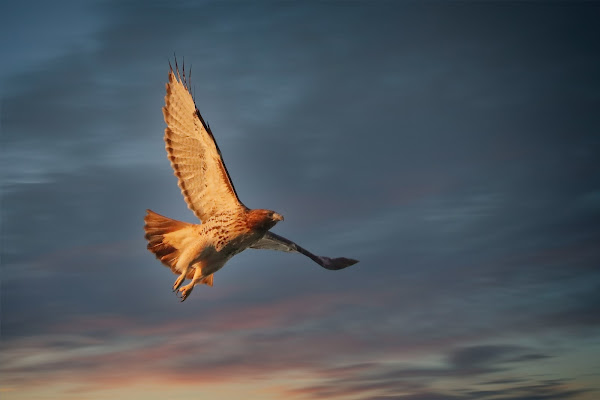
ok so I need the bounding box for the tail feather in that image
[200,275,213,287]
[144,209,215,286]
[144,209,190,269]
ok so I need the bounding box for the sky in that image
[1,1,599,399]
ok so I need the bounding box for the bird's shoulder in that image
[200,210,266,252]
[201,211,250,238]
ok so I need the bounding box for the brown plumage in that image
[144,60,358,301]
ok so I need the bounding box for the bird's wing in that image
[162,63,245,222]
[250,232,358,270]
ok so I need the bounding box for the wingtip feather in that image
[321,256,359,270]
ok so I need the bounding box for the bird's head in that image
[247,209,284,231]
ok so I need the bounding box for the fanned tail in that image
[144,210,214,286]
[144,209,190,269]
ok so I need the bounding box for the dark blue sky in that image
[1,1,599,399]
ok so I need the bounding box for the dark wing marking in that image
[251,232,358,270]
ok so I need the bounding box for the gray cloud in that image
[279,344,570,399]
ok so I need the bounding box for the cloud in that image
[1,316,569,400]
[278,344,575,399]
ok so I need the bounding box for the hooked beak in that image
[273,213,284,222]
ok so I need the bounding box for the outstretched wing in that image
[162,64,245,222]
[251,232,358,270]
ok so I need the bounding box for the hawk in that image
[144,61,358,301]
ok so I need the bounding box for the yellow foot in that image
[172,275,186,292]
[177,284,194,302]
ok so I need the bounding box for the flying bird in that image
[144,61,358,301]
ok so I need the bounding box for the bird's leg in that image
[172,272,187,292]
[178,266,204,302]
[172,251,193,292]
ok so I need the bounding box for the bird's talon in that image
[177,286,193,302]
